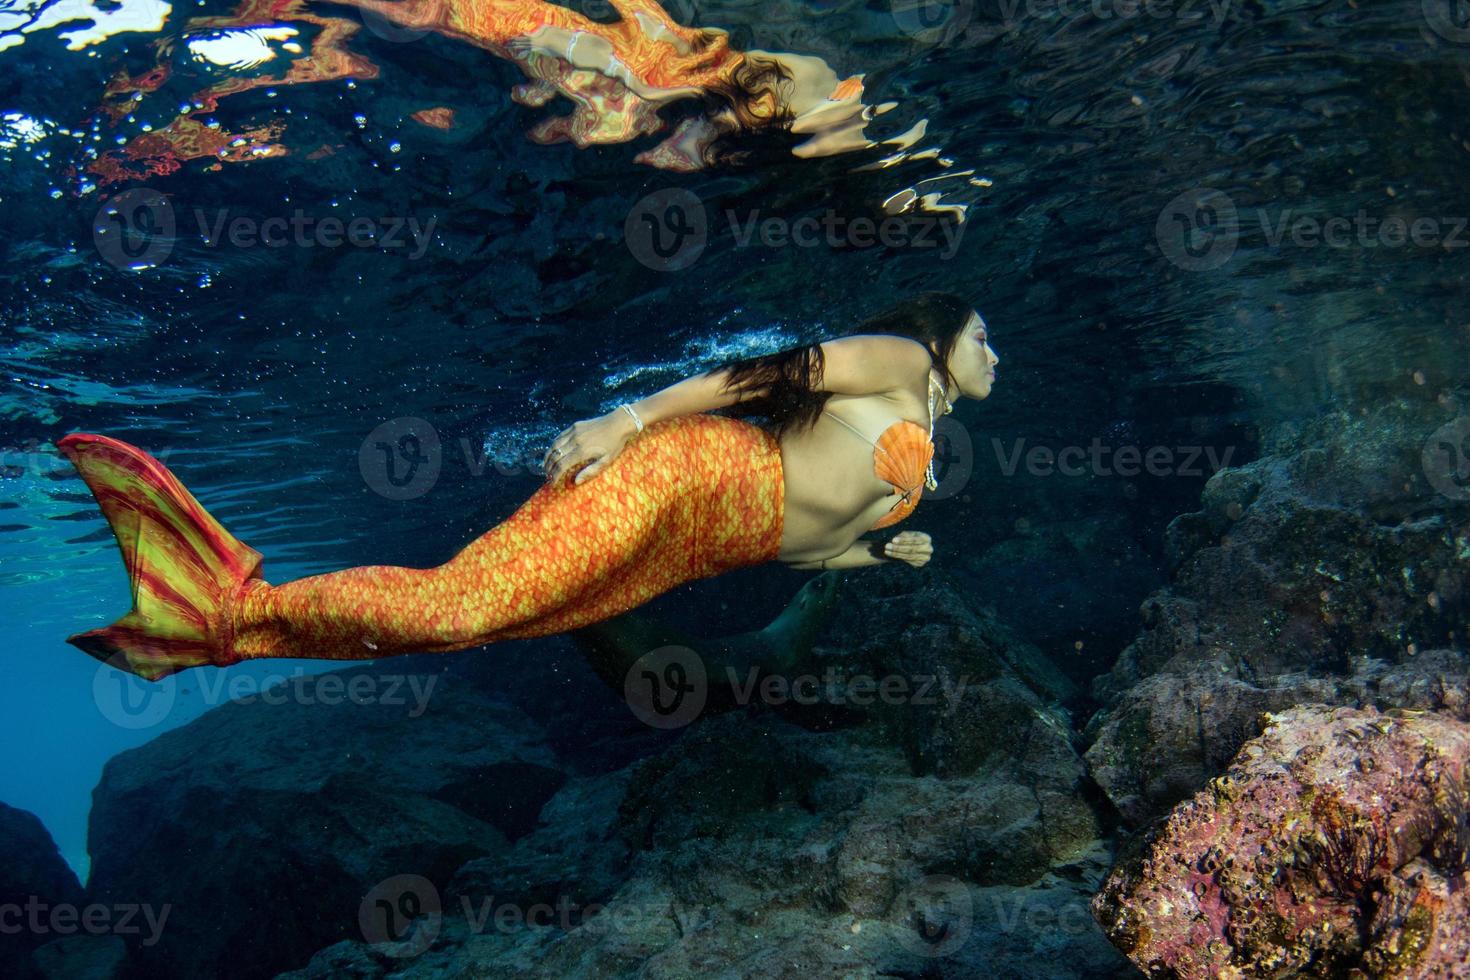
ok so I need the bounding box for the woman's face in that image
[943,310,999,400]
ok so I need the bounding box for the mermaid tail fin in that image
[57,433,263,681]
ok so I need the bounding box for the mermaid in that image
[59,292,999,680]
[88,0,943,183]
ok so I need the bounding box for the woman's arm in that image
[624,368,755,428]
[814,335,934,396]
[627,333,931,428]
[785,540,887,570]
[787,531,933,571]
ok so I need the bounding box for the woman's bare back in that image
[774,376,932,563]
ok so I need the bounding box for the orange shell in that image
[830,75,865,102]
[870,420,932,530]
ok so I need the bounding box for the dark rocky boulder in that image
[30,935,128,980]
[0,801,84,979]
[279,572,1127,977]
[1084,399,1470,824]
[83,663,566,978]
[285,714,1129,979]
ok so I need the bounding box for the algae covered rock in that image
[1092,704,1470,978]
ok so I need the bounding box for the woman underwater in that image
[90,0,926,183]
[60,292,999,681]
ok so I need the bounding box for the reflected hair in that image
[684,33,798,168]
[713,291,975,440]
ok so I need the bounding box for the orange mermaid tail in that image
[60,415,784,681]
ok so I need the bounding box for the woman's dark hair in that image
[714,291,975,440]
[683,31,798,168]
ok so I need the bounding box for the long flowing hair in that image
[683,32,799,168]
[714,292,975,440]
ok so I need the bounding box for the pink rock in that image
[1092,704,1470,978]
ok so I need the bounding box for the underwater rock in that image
[284,716,1129,979]
[30,935,127,980]
[1092,704,1470,978]
[1086,400,1470,824]
[83,665,566,978]
[282,568,1125,978]
[446,770,633,915]
[1085,649,1470,825]
[815,563,1081,772]
[0,801,85,979]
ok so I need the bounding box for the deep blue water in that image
[1,0,1468,913]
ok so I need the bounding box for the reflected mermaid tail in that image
[62,415,785,681]
[57,434,265,681]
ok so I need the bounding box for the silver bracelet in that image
[619,403,644,432]
[566,31,580,64]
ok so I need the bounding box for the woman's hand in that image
[542,410,639,486]
[883,530,932,568]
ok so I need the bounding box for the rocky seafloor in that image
[4,395,1469,979]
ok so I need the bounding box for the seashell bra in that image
[820,410,935,531]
